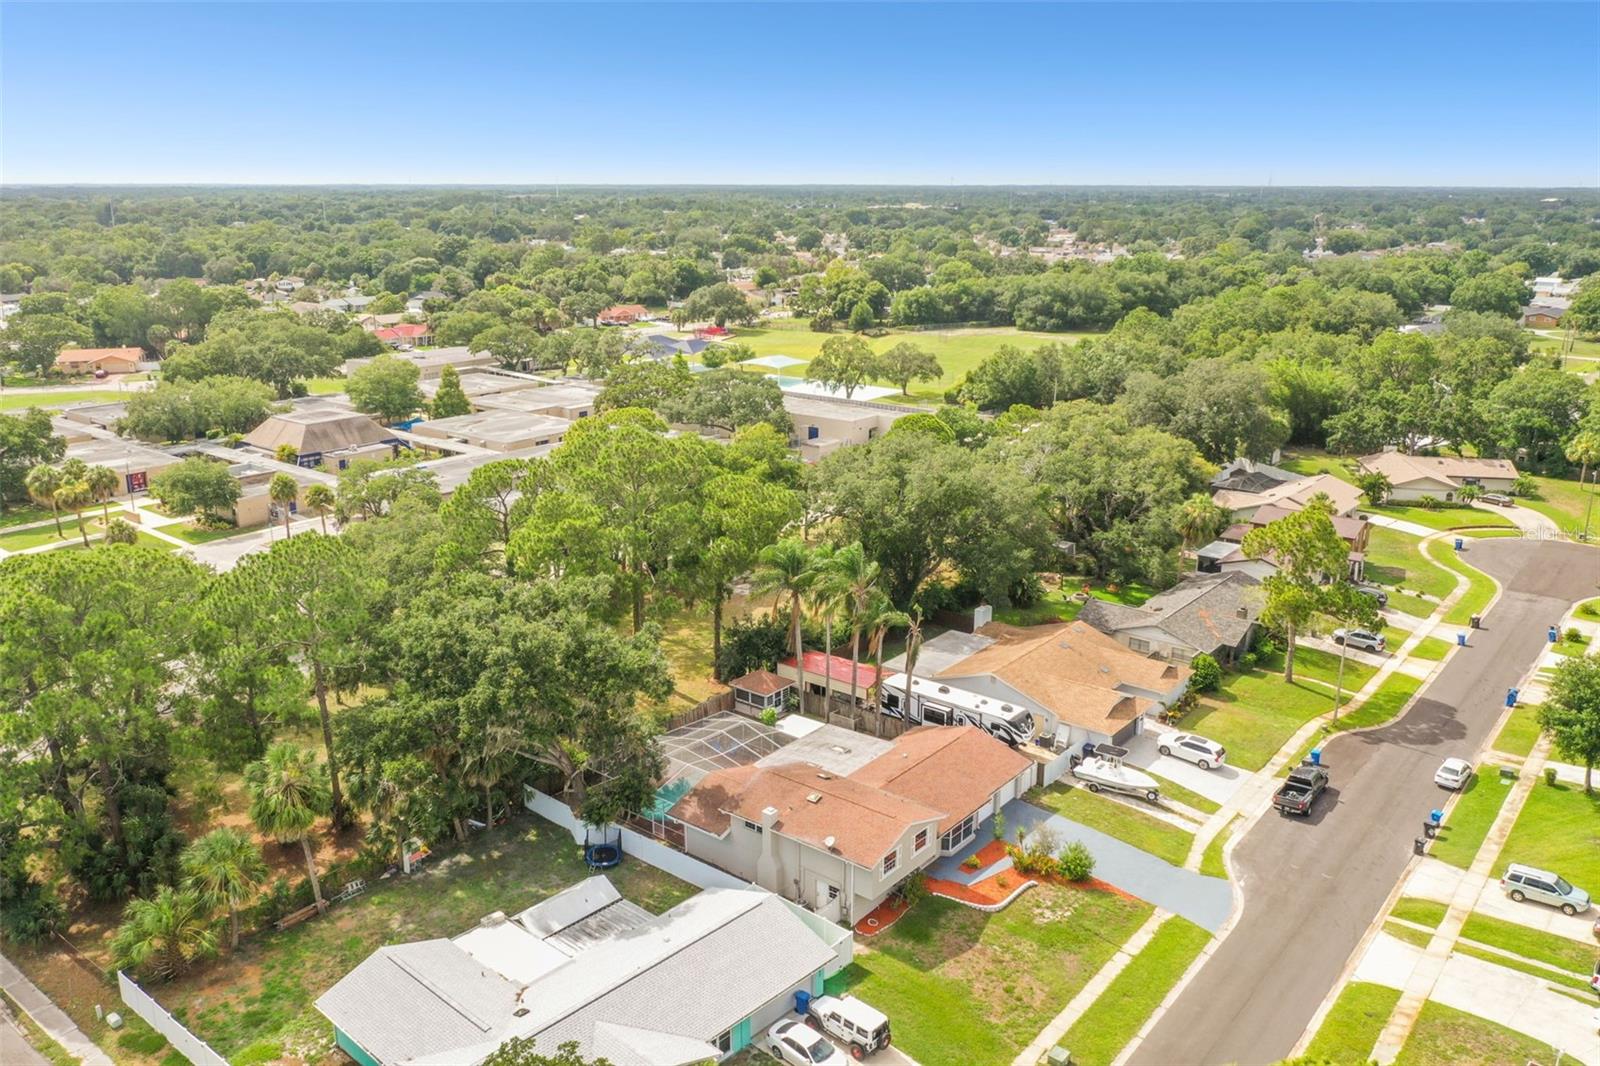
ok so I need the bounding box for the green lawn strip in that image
[1278,673,1426,775]
[1517,474,1598,538]
[1491,703,1544,757]
[0,504,54,530]
[1428,769,1512,868]
[1363,503,1512,531]
[1383,921,1433,949]
[1577,597,1600,621]
[0,515,85,550]
[1392,999,1575,1066]
[1458,528,1521,539]
[1186,666,1350,772]
[1145,771,1221,816]
[1279,450,1360,484]
[1200,817,1237,879]
[304,376,347,395]
[826,884,1151,1066]
[1390,897,1448,928]
[1450,941,1595,994]
[1494,778,1600,888]
[1552,632,1591,657]
[992,586,1085,626]
[1460,912,1599,975]
[1433,545,1498,627]
[0,389,113,412]
[1056,916,1212,1066]
[167,521,265,545]
[1407,635,1452,661]
[1025,784,1193,866]
[1364,527,1458,599]
[1302,981,1402,1065]
[0,988,79,1066]
[161,815,698,1057]
[1386,591,1437,619]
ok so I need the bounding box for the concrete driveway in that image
[1124,726,1249,806]
[1128,539,1600,1066]
[1473,881,1599,942]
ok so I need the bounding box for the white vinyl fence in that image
[524,785,746,890]
[118,971,228,1066]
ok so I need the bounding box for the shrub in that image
[1416,495,1443,510]
[1239,651,1259,671]
[901,871,930,905]
[1565,627,1583,644]
[759,707,778,727]
[1511,473,1538,498]
[1544,767,1558,786]
[992,810,1006,841]
[1189,653,1222,692]
[1059,841,1095,882]
[233,1043,286,1066]
[119,1029,170,1055]
[809,313,835,333]
[962,854,983,870]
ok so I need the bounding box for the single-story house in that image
[242,410,404,470]
[1520,303,1567,328]
[53,346,142,375]
[879,621,1191,752]
[782,395,909,461]
[776,652,877,707]
[374,322,433,348]
[1357,451,1519,502]
[317,875,841,1065]
[406,289,448,313]
[357,312,408,331]
[1210,457,1297,495]
[1077,572,1262,665]
[642,334,710,360]
[671,725,1032,924]
[1212,472,1363,519]
[1221,503,1372,553]
[598,303,650,326]
[321,294,375,314]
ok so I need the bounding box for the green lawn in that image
[1518,473,1600,539]
[1529,331,1600,360]
[304,376,347,395]
[826,883,1151,1066]
[1460,912,1598,975]
[1393,1000,1574,1066]
[1429,768,1512,869]
[991,586,1085,626]
[1390,897,1448,928]
[1362,503,1512,531]
[1278,673,1426,773]
[0,504,53,530]
[1182,665,1359,772]
[1273,645,1379,692]
[1302,981,1402,1065]
[1553,631,1591,657]
[0,515,84,550]
[1432,543,1499,627]
[1279,450,1360,485]
[157,815,697,1060]
[1495,778,1600,889]
[0,389,114,412]
[1146,771,1221,815]
[1057,916,1212,1066]
[1200,817,1237,880]
[1491,703,1544,757]
[1451,941,1596,995]
[1363,527,1457,601]
[1407,635,1452,661]
[1026,784,1193,867]
[167,521,262,545]
[1383,920,1434,949]
[720,320,1091,403]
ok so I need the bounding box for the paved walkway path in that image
[1362,513,1439,538]
[1011,910,1172,1066]
[0,953,113,1066]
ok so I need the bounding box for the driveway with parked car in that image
[1125,725,1248,806]
[1130,538,1600,1066]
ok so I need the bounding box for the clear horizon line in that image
[3,181,1598,192]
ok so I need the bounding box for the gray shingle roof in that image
[1078,573,1262,656]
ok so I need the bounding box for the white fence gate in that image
[117,970,228,1066]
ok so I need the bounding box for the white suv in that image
[1158,733,1227,771]
[1333,628,1385,653]
[1502,863,1592,916]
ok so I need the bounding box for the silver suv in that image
[1333,628,1385,653]
[1502,863,1591,916]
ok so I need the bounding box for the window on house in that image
[807,425,820,440]
[882,849,898,875]
[914,828,928,852]
[1128,637,1151,654]
[743,819,762,834]
[716,1029,732,1053]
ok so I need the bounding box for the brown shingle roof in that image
[1358,451,1518,488]
[851,726,1031,835]
[728,670,792,697]
[55,346,142,365]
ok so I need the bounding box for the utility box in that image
[1048,1047,1073,1066]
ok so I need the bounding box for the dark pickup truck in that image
[1274,764,1330,816]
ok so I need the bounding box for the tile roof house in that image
[317,875,839,1065]
[1077,572,1263,665]
[671,725,1033,925]
[597,303,650,325]
[53,346,143,374]
[1212,472,1363,519]
[1356,451,1519,502]
[373,322,433,347]
[878,621,1191,753]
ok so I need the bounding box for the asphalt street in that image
[1129,539,1600,1066]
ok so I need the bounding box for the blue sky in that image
[3,2,1596,186]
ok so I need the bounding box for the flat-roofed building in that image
[471,381,604,419]
[344,345,495,380]
[781,395,910,461]
[412,411,573,452]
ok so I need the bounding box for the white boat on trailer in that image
[1070,743,1160,802]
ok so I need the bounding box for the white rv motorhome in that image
[878,672,1043,747]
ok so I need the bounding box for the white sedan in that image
[1158,733,1227,770]
[765,1019,847,1066]
[1434,758,1473,790]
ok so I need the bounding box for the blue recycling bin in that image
[1429,809,1443,826]
[1457,632,1467,647]
[1506,687,1519,708]
[794,989,812,1016]
[1454,537,1464,550]
[1310,748,1322,766]
[1549,626,1560,644]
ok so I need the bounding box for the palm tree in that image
[902,608,925,731]
[464,721,521,830]
[110,886,219,982]
[181,828,269,950]
[268,473,299,538]
[24,463,63,537]
[862,592,911,737]
[86,464,120,526]
[752,539,814,703]
[830,542,882,713]
[806,544,843,712]
[1175,493,1228,549]
[1566,430,1600,540]
[54,478,95,547]
[245,742,331,908]
[304,483,336,534]
[1457,483,1482,504]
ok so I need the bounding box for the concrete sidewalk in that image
[0,953,112,1066]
